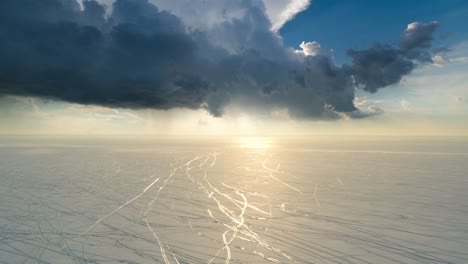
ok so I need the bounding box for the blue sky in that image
[281,0,468,64]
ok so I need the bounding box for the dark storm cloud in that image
[346,44,414,93]
[345,22,440,93]
[0,0,210,110]
[400,22,440,51]
[0,0,441,119]
[399,21,440,63]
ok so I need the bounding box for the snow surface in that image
[0,137,467,263]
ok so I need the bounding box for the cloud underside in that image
[0,0,440,120]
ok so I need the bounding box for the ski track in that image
[1,145,467,264]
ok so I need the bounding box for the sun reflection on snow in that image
[236,137,273,149]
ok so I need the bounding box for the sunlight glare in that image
[237,137,273,149]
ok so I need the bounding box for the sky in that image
[0,0,467,136]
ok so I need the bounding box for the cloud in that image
[353,97,385,107]
[400,22,440,51]
[342,106,385,119]
[426,42,468,68]
[346,22,441,93]
[296,41,332,57]
[346,44,414,93]
[266,0,312,31]
[150,0,311,32]
[432,55,446,67]
[399,21,440,62]
[400,98,411,110]
[449,57,468,64]
[1,0,209,110]
[0,0,440,120]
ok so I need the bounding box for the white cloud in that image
[432,55,446,67]
[400,99,411,111]
[265,0,312,31]
[431,41,468,67]
[353,97,385,107]
[448,57,468,64]
[431,54,468,68]
[89,0,311,32]
[295,41,332,57]
[153,0,312,31]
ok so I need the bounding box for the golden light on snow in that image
[237,137,273,149]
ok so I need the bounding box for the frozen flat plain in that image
[0,136,467,263]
